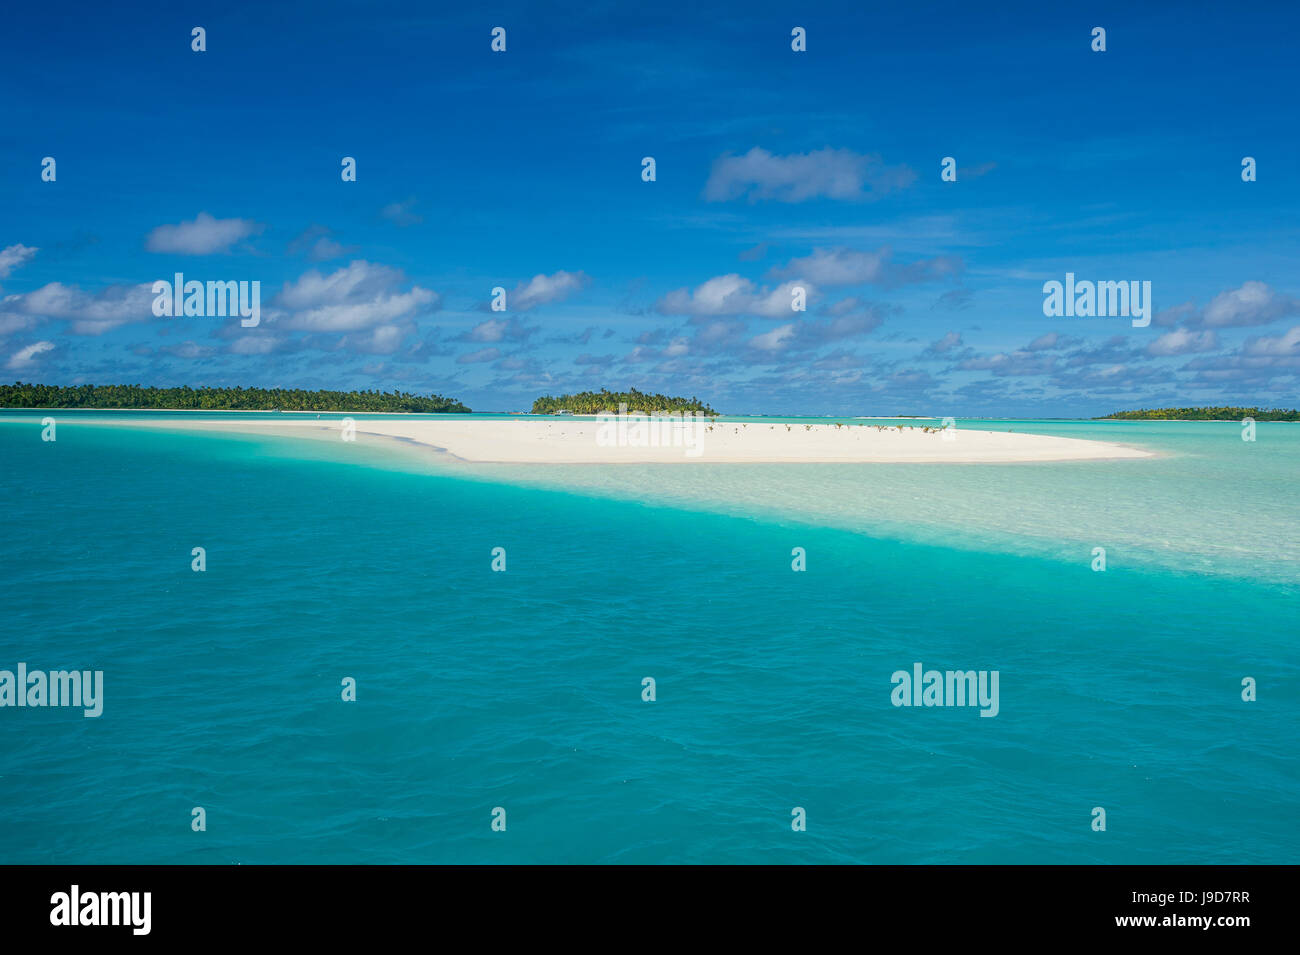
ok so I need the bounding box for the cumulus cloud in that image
[0,281,155,335]
[662,336,690,357]
[800,309,884,344]
[6,340,55,370]
[348,324,408,355]
[545,325,599,345]
[957,350,1058,377]
[737,306,885,357]
[0,244,38,279]
[456,347,501,364]
[656,274,813,318]
[770,246,961,288]
[276,261,439,332]
[822,296,869,316]
[158,340,216,359]
[920,331,965,359]
[1180,325,1300,388]
[227,335,284,356]
[146,212,263,254]
[1048,364,1174,393]
[1240,323,1300,358]
[496,270,589,311]
[749,323,798,352]
[0,310,35,335]
[1060,336,1143,368]
[1025,332,1083,351]
[459,316,536,343]
[703,147,916,203]
[693,319,748,347]
[1152,301,1198,328]
[1146,326,1219,357]
[1200,281,1299,328]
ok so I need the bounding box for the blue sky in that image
[2,0,1297,414]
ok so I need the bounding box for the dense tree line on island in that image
[1100,406,1299,421]
[531,388,717,415]
[0,382,471,413]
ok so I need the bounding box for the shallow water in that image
[0,416,1295,863]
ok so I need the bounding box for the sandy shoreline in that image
[3,414,1156,463]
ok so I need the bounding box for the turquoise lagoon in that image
[0,414,1295,863]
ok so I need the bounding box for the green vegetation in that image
[1100,406,1299,421]
[0,382,470,413]
[532,388,717,415]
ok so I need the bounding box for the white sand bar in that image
[26,415,1155,463]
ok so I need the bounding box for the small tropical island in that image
[532,388,717,416]
[1099,406,1299,421]
[0,382,470,413]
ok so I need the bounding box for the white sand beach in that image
[27,415,1155,463]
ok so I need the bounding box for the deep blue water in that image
[1,421,1295,863]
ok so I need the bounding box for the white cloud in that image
[457,347,501,364]
[6,340,54,370]
[1240,324,1300,358]
[799,310,884,346]
[1201,281,1299,328]
[228,335,282,355]
[0,281,155,335]
[824,296,867,316]
[1147,327,1219,357]
[0,307,36,335]
[276,261,438,332]
[958,350,1057,377]
[159,341,215,359]
[146,212,263,255]
[750,323,798,352]
[928,331,963,354]
[461,317,536,343]
[770,246,961,287]
[774,247,889,284]
[704,147,916,203]
[466,318,510,342]
[0,244,38,279]
[351,324,407,355]
[657,274,813,318]
[508,271,589,311]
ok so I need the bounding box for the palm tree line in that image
[1100,406,1299,421]
[532,388,717,416]
[0,382,471,413]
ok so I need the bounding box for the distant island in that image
[532,388,717,416]
[1099,406,1299,421]
[0,383,471,413]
